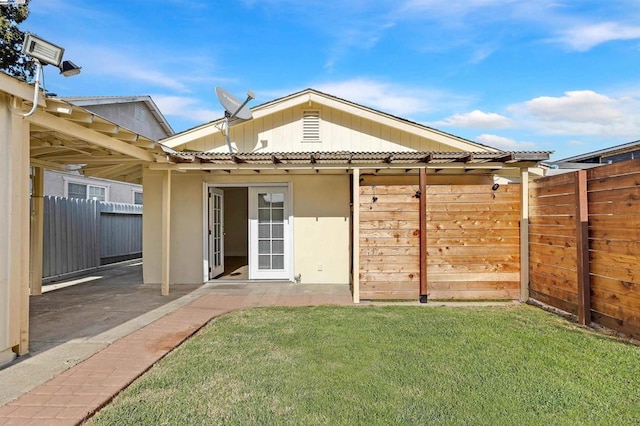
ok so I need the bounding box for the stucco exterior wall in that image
[143,169,351,285]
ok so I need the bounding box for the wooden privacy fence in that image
[359,184,521,300]
[529,159,640,339]
[42,196,142,280]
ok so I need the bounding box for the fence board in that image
[41,196,142,280]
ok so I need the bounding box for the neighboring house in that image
[547,140,640,174]
[144,88,550,302]
[43,169,143,204]
[62,95,174,142]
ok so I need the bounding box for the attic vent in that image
[134,104,144,121]
[302,110,320,142]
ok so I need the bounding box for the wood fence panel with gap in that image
[529,158,640,339]
[528,172,580,314]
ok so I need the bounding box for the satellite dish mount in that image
[215,87,255,153]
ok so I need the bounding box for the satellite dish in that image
[215,86,254,120]
[215,86,255,153]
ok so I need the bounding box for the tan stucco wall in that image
[143,169,351,285]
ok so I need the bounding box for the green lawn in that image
[88,305,640,425]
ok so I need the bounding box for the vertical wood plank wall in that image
[359,184,521,300]
[529,159,640,339]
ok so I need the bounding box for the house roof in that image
[163,88,495,153]
[551,140,640,163]
[61,95,175,138]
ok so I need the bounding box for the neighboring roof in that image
[166,150,550,170]
[61,95,174,138]
[163,88,495,153]
[552,140,640,163]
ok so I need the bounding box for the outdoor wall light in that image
[18,33,81,117]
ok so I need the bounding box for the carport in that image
[29,262,200,356]
[0,71,169,363]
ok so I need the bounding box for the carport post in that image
[30,166,44,296]
[352,167,360,303]
[161,170,172,296]
[519,168,530,302]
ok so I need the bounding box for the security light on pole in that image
[18,33,82,117]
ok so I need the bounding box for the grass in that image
[88,305,640,425]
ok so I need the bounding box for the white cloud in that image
[70,46,191,92]
[153,95,221,123]
[431,109,513,128]
[314,78,471,118]
[553,22,640,51]
[475,134,536,150]
[509,90,640,137]
[523,91,625,123]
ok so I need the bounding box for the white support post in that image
[520,168,530,302]
[30,166,44,296]
[352,168,360,303]
[161,170,172,296]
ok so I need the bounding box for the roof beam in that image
[28,110,155,162]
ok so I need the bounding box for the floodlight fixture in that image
[18,33,81,117]
[22,33,65,67]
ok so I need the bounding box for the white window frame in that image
[133,190,143,205]
[63,176,110,202]
[202,182,294,283]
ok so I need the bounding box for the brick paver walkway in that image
[0,292,351,425]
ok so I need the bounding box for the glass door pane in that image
[208,188,224,278]
[249,187,289,280]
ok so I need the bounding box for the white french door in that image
[208,187,224,279]
[248,186,291,280]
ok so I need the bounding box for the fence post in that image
[419,167,428,303]
[520,168,530,302]
[575,170,591,325]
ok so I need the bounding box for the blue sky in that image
[20,0,640,159]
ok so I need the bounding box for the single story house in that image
[149,89,550,301]
[1,70,549,363]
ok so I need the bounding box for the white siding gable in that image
[166,90,493,153]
